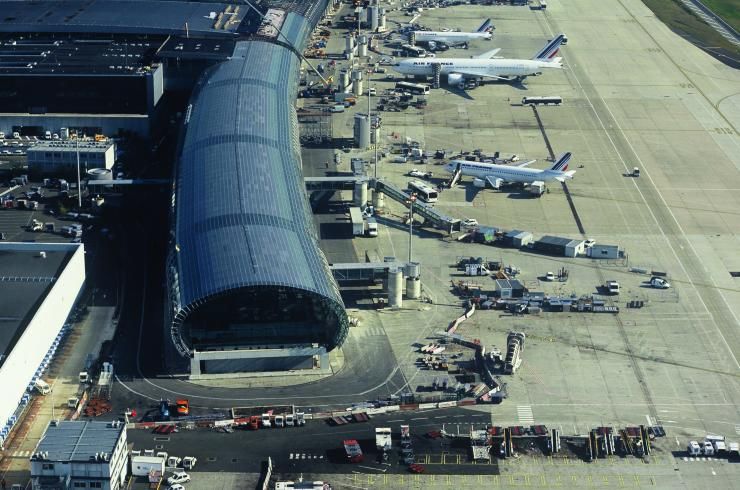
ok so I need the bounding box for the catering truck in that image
[131,455,165,477]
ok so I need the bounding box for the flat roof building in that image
[532,235,585,258]
[31,420,128,490]
[27,139,116,175]
[0,243,85,448]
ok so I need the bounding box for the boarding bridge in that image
[304,176,368,192]
[329,261,413,283]
[372,179,461,233]
[86,179,169,186]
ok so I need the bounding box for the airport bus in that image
[408,180,438,203]
[521,96,562,106]
[395,81,430,95]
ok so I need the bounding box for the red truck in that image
[343,439,364,463]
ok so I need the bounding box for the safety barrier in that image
[128,398,478,431]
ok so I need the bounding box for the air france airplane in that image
[444,152,575,189]
[394,34,565,86]
[411,19,493,48]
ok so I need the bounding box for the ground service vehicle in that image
[175,399,189,416]
[395,81,430,95]
[131,456,165,477]
[343,439,364,463]
[159,400,170,419]
[522,96,562,105]
[365,218,378,237]
[182,456,197,469]
[649,277,670,289]
[349,207,365,236]
[34,379,51,395]
[605,280,620,295]
[408,180,438,203]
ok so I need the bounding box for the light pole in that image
[76,137,82,208]
[407,194,416,263]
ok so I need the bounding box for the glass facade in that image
[166,8,348,361]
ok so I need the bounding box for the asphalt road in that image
[126,407,499,476]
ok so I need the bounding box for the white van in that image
[35,379,51,395]
[330,105,345,113]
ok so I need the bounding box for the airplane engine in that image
[447,73,464,87]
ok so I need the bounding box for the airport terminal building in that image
[166,1,350,376]
[0,0,349,377]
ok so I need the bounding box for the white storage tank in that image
[387,268,403,308]
[353,114,370,149]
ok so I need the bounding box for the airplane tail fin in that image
[532,34,565,61]
[549,152,572,171]
[476,19,493,33]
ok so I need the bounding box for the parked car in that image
[166,472,191,485]
[649,277,671,289]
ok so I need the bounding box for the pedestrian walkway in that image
[0,306,116,488]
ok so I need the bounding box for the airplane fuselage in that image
[395,58,559,79]
[413,31,492,44]
[446,161,568,184]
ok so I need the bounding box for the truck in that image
[365,217,378,237]
[343,439,364,463]
[605,280,620,295]
[529,181,545,196]
[375,427,392,453]
[131,455,165,477]
[349,206,364,236]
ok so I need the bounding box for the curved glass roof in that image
[171,33,345,332]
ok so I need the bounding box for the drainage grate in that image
[155,445,164,450]
[231,458,238,463]
[730,272,740,278]
[153,437,170,442]
[207,457,217,462]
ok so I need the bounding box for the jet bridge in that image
[372,179,461,233]
[304,176,368,192]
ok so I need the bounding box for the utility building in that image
[532,235,585,257]
[587,244,622,259]
[31,420,128,490]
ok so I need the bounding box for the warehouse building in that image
[31,420,127,490]
[532,235,586,257]
[504,230,534,248]
[0,243,86,448]
[166,2,350,377]
[27,140,116,175]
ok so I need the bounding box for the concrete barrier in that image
[214,419,235,427]
[438,401,457,408]
[458,399,476,406]
[418,403,437,410]
[400,404,418,411]
[385,405,400,412]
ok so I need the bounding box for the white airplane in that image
[411,19,493,49]
[444,152,575,189]
[394,34,566,86]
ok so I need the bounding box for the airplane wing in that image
[472,48,501,59]
[449,69,510,80]
[513,159,536,168]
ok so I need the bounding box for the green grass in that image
[642,0,740,57]
[701,0,740,33]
